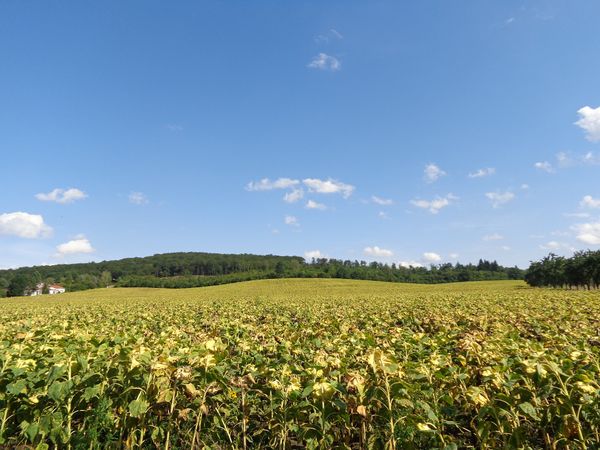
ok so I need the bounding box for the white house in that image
[29,283,44,296]
[27,283,66,296]
[48,284,66,295]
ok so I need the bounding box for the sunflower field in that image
[0,279,599,449]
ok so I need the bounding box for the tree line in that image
[0,252,523,297]
[524,250,600,289]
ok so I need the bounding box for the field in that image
[1,279,599,449]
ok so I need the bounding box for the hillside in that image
[0,251,523,297]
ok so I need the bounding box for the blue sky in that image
[1,0,600,269]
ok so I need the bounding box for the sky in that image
[1,0,600,269]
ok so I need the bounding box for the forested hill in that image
[0,251,523,297]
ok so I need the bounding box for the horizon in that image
[2,1,600,269]
[0,249,525,272]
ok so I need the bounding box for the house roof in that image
[49,284,64,289]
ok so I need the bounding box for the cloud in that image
[364,246,394,258]
[422,252,441,263]
[424,164,446,183]
[246,178,299,191]
[521,184,530,190]
[378,211,389,219]
[539,241,574,251]
[371,196,393,206]
[556,152,574,168]
[284,215,299,227]
[36,188,87,204]
[283,188,304,203]
[483,233,504,241]
[410,194,458,214]
[166,124,183,132]
[580,195,600,209]
[302,178,354,198]
[304,250,325,260]
[582,151,600,165]
[468,168,495,178]
[55,236,95,256]
[129,192,149,205]
[485,191,515,208]
[307,53,341,71]
[399,260,423,268]
[564,212,591,219]
[0,212,52,239]
[314,29,344,44]
[306,200,327,210]
[449,253,459,259]
[534,161,554,173]
[540,152,600,172]
[501,246,511,251]
[572,221,600,245]
[575,106,600,142]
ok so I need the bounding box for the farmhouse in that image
[48,284,66,295]
[27,283,66,296]
[29,283,44,296]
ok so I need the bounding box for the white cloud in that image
[539,152,600,172]
[283,188,304,203]
[485,191,515,208]
[556,152,573,168]
[129,192,149,205]
[422,252,441,263]
[36,188,87,204]
[521,184,530,190]
[572,221,600,245]
[580,195,600,209]
[246,178,299,191]
[55,236,95,256]
[314,29,344,44]
[378,211,389,219]
[371,195,393,205]
[284,215,299,227]
[306,200,327,210]
[399,260,423,268]
[364,246,394,258]
[424,164,446,183]
[410,194,458,214]
[307,53,341,71]
[483,233,504,241]
[501,245,511,251]
[304,250,325,260]
[468,168,495,178]
[539,241,574,251]
[534,161,554,173]
[0,212,52,239]
[449,253,459,259]
[575,106,600,142]
[564,212,591,219]
[302,178,354,198]
[582,151,600,165]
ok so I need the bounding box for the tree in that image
[100,271,112,287]
[7,274,32,297]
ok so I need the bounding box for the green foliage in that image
[6,274,32,297]
[1,252,524,296]
[0,279,598,448]
[526,250,600,288]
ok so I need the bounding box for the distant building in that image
[29,283,44,296]
[48,284,66,295]
[27,283,66,296]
